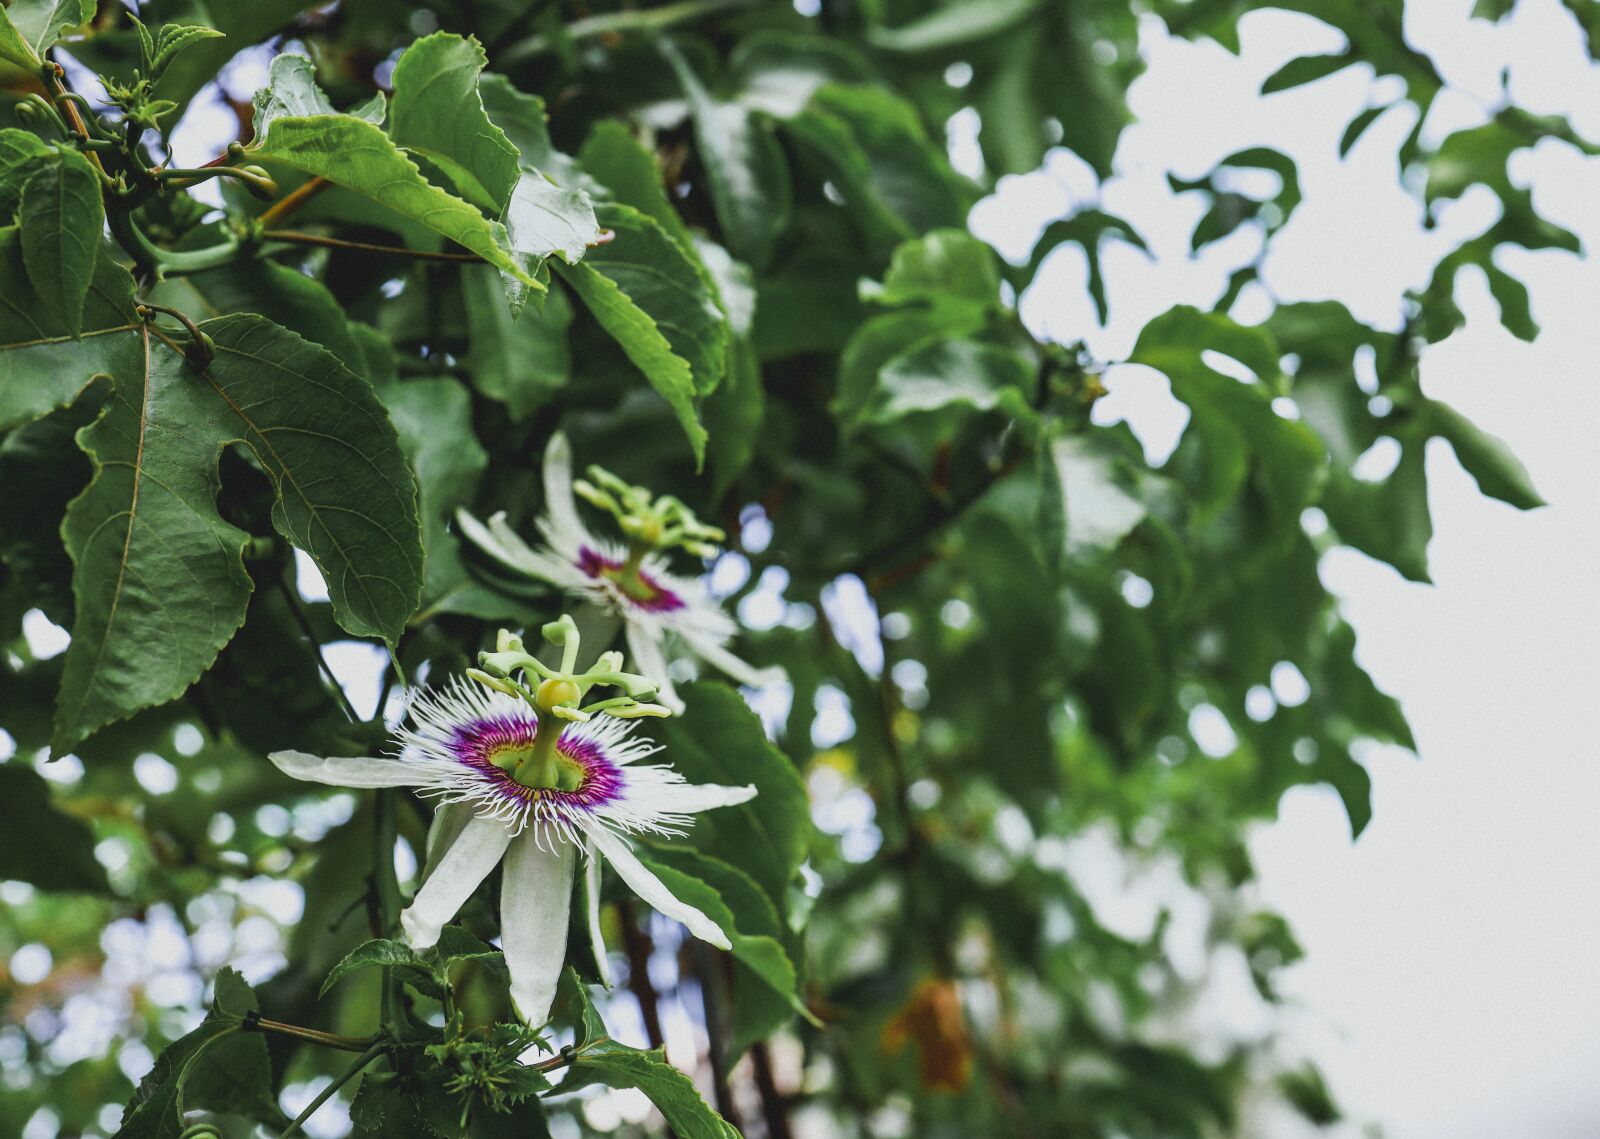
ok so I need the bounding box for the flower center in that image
[492,741,586,792]
[576,546,686,612]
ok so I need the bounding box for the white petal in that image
[587,825,730,950]
[543,432,584,541]
[583,843,613,986]
[268,750,423,788]
[680,632,786,689]
[647,782,758,816]
[422,802,475,885]
[501,833,576,1026]
[400,815,512,949]
[627,623,683,714]
[454,508,547,576]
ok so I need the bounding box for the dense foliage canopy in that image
[0,0,1577,1136]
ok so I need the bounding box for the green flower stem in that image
[276,1041,386,1139]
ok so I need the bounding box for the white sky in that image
[970,2,1600,1135]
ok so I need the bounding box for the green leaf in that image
[641,846,817,1056]
[554,203,726,465]
[0,764,108,891]
[148,23,226,79]
[0,0,94,70]
[861,338,1035,426]
[1261,51,1355,94]
[54,315,422,753]
[558,259,704,464]
[586,202,728,395]
[1427,400,1545,509]
[115,967,283,1138]
[869,228,1002,314]
[19,149,103,339]
[566,1043,740,1139]
[868,0,1039,51]
[501,170,600,275]
[1050,435,1148,560]
[322,938,444,998]
[652,684,810,906]
[553,966,608,1048]
[389,31,521,212]
[0,128,52,216]
[250,56,539,297]
[664,41,792,271]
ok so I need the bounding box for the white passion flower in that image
[454,432,781,712]
[268,616,756,1027]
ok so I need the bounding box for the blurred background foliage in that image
[0,0,1578,1136]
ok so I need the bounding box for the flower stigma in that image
[573,464,726,593]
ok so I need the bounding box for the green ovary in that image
[493,743,585,792]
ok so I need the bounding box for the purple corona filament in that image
[577,545,687,613]
[447,710,625,824]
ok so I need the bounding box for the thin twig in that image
[261,229,482,262]
[246,1016,380,1053]
[277,1041,385,1138]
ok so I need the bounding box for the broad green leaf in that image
[54,315,422,752]
[321,937,444,998]
[19,149,103,338]
[0,128,52,216]
[557,258,704,463]
[861,338,1035,426]
[868,0,1039,51]
[389,31,520,212]
[652,684,809,906]
[554,204,724,464]
[0,764,108,891]
[665,41,792,271]
[566,1043,740,1139]
[586,203,728,394]
[501,170,600,275]
[0,0,94,69]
